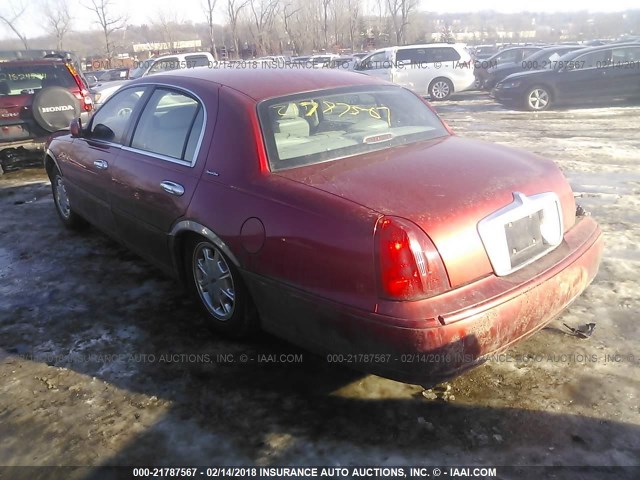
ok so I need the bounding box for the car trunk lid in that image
[276,135,575,288]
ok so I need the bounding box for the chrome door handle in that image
[93,159,108,170]
[160,181,185,196]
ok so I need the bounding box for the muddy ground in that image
[0,93,639,478]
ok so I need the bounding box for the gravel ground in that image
[0,92,638,478]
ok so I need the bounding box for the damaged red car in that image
[44,69,603,384]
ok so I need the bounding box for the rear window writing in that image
[258,85,449,171]
[0,64,75,95]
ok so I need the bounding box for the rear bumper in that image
[247,216,603,384]
[0,139,46,151]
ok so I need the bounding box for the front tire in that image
[525,86,551,111]
[185,238,257,338]
[51,168,86,230]
[429,78,453,101]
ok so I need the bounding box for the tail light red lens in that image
[66,63,93,112]
[375,216,450,301]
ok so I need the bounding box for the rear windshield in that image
[258,85,449,171]
[0,64,76,95]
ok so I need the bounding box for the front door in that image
[62,85,148,234]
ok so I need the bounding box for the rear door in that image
[61,85,148,235]
[607,45,640,98]
[554,49,611,102]
[109,86,212,268]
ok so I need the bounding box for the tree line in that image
[1,0,638,60]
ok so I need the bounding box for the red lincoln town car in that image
[44,68,603,384]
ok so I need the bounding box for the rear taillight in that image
[81,88,93,112]
[66,63,93,112]
[375,216,450,301]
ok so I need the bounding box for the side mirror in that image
[69,118,83,138]
[92,123,115,142]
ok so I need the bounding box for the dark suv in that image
[0,56,93,173]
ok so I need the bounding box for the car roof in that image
[143,68,388,101]
[394,43,466,50]
[559,42,640,59]
[150,52,214,62]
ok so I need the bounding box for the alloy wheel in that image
[54,176,71,219]
[527,88,550,110]
[431,80,451,100]
[193,243,236,321]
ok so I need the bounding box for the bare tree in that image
[153,9,181,53]
[321,0,331,50]
[249,0,279,56]
[85,0,126,61]
[386,0,418,45]
[203,0,218,60]
[0,1,30,49]
[43,0,72,50]
[346,0,360,51]
[227,0,250,58]
[281,1,301,54]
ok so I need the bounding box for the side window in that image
[429,48,461,62]
[90,87,146,143]
[396,49,423,64]
[185,55,211,67]
[131,88,204,163]
[611,47,640,64]
[574,50,610,69]
[149,58,178,75]
[495,50,519,64]
[359,51,388,70]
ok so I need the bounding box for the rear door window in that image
[185,55,211,67]
[494,49,521,64]
[396,49,424,64]
[573,49,611,69]
[429,48,461,62]
[130,88,204,164]
[148,58,179,74]
[611,46,640,65]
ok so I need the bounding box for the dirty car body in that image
[44,68,603,384]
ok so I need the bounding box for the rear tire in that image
[429,78,453,101]
[51,168,86,230]
[185,237,258,338]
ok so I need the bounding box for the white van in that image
[355,43,475,100]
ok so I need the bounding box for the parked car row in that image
[492,42,640,111]
[3,40,639,173]
[479,45,584,90]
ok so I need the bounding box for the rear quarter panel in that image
[185,87,381,313]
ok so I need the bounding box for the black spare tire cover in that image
[32,87,81,132]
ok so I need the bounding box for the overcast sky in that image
[0,0,637,41]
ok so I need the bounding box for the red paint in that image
[48,68,603,383]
